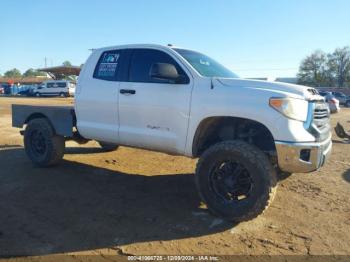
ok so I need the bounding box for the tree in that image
[327,46,350,87]
[297,46,350,87]
[62,61,72,67]
[297,50,328,87]
[23,68,46,77]
[4,68,21,78]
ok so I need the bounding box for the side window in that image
[93,50,122,81]
[129,49,189,84]
[57,82,67,88]
[47,82,65,88]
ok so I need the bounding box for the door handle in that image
[120,89,136,95]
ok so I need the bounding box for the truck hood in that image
[217,78,323,101]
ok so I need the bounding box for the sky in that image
[0,0,349,78]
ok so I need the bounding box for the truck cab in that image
[12,44,332,222]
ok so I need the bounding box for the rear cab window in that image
[93,50,124,81]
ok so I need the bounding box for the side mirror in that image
[150,63,182,83]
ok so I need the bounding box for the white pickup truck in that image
[12,44,332,222]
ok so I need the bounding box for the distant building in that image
[38,65,81,80]
[0,65,81,86]
[0,76,50,85]
[245,77,268,81]
[245,77,299,84]
[274,77,298,84]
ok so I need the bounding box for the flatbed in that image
[12,104,75,137]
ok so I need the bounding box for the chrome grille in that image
[310,102,330,140]
[313,103,329,125]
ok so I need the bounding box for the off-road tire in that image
[195,140,277,222]
[277,171,292,181]
[24,118,65,167]
[98,141,119,152]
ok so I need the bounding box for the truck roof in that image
[93,44,194,53]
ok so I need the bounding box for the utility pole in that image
[44,57,47,68]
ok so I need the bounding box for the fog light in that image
[300,149,311,162]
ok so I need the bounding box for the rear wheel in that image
[35,92,40,97]
[59,92,66,97]
[24,118,65,167]
[195,140,277,222]
[98,141,119,152]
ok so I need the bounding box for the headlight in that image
[269,97,308,122]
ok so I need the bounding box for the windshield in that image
[174,48,239,78]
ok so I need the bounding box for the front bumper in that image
[275,135,332,173]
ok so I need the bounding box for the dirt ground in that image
[0,96,349,258]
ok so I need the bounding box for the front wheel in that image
[24,118,65,167]
[195,140,277,222]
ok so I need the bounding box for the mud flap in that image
[335,122,350,139]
